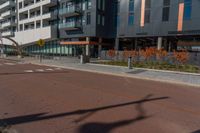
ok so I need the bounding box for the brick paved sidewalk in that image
[3,56,200,87]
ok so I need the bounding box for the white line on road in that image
[46,68,54,71]
[55,68,62,70]
[35,69,44,72]
[4,63,15,65]
[24,70,34,73]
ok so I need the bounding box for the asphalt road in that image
[0,58,199,133]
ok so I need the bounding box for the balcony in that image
[1,10,16,18]
[0,1,15,13]
[14,26,58,45]
[43,11,58,20]
[1,31,14,37]
[59,6,82,17]
[19,0,57,13]
[59,21,82,31]
[1,21,16,28]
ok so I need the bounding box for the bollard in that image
[128,56,132,69]
[80,55,84,64]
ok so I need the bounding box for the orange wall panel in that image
[140,0,145,27]
[177,3,184,31]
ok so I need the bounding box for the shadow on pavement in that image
[192,130,200,133]
[78,94,152,133]
[0,94,169,130]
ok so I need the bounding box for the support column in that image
[115,38,119,50]
[157,37,162,50]
[134,38,138,50]
[86,37,90,56]
[98,38,102,59]
[168,41,171,52]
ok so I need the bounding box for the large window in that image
[184,0,192,20]
[86,12,91,25]
[162,0,170,21]
[129,0,134,12]
[128,0,134,26]
[144,0,151,23]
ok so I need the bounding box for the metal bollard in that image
[80,55,84,64]
[128,56,132,69]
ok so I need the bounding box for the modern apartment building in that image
[0,0,17,38]
[18,0,116,57]
[0,0,200,56]
[116,0,200,51]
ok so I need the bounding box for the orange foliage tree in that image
[107,49,116,59]
[123,50,138,62]
[172,50,189,64]
[139,47,157,61]
[157,49,168,61]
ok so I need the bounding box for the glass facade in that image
[128,0,135,26]
[23,41,82,56]
[184,0,192,20]
[162,0,170,22]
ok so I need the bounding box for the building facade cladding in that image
[0,0,17,38]
[58,0,116,39]
[117,0,200,38]
[1,0,200,55]
[13,0,59,45]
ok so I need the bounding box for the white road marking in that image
[35,69,44,72]
[4,63,15,65]
[24,70,34,73]
[17,62,27,64]
[55,68,62,70]
[46,68,54,71]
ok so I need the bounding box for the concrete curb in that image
[30,61,200,88]
[88,63,200,76]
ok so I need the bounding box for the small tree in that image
[156,49,168,63]
[107,49,116,60]
[139,47,157,62]
[123,50,138,62]
[173,50,189,65]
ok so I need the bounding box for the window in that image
[129,0,134,12]
[184,0,192,20]
[19,2,22,9]
[86,12,91,25]
[128,0,134,26]
[36,21,41,28]
[19,24,23,31]
[87,0,92,9]
[102,15,105,26]
[144,0,151,23]
[128,13,134,26]
[102,0,105,11]
[97,14,101,25]
[98,0,101,10]
[162,0,170,21]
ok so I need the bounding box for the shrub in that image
[107,49,116,59]
[123,50,138,61]
[172,50,189,65]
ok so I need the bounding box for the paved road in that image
[0,58,200,133]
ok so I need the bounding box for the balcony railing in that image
[59,6,82,17]
[2,31,15,37]
[59,21,82,30]
[0,1,15,12]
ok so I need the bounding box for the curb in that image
[30,62,200,88]
[88,63,200,76]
